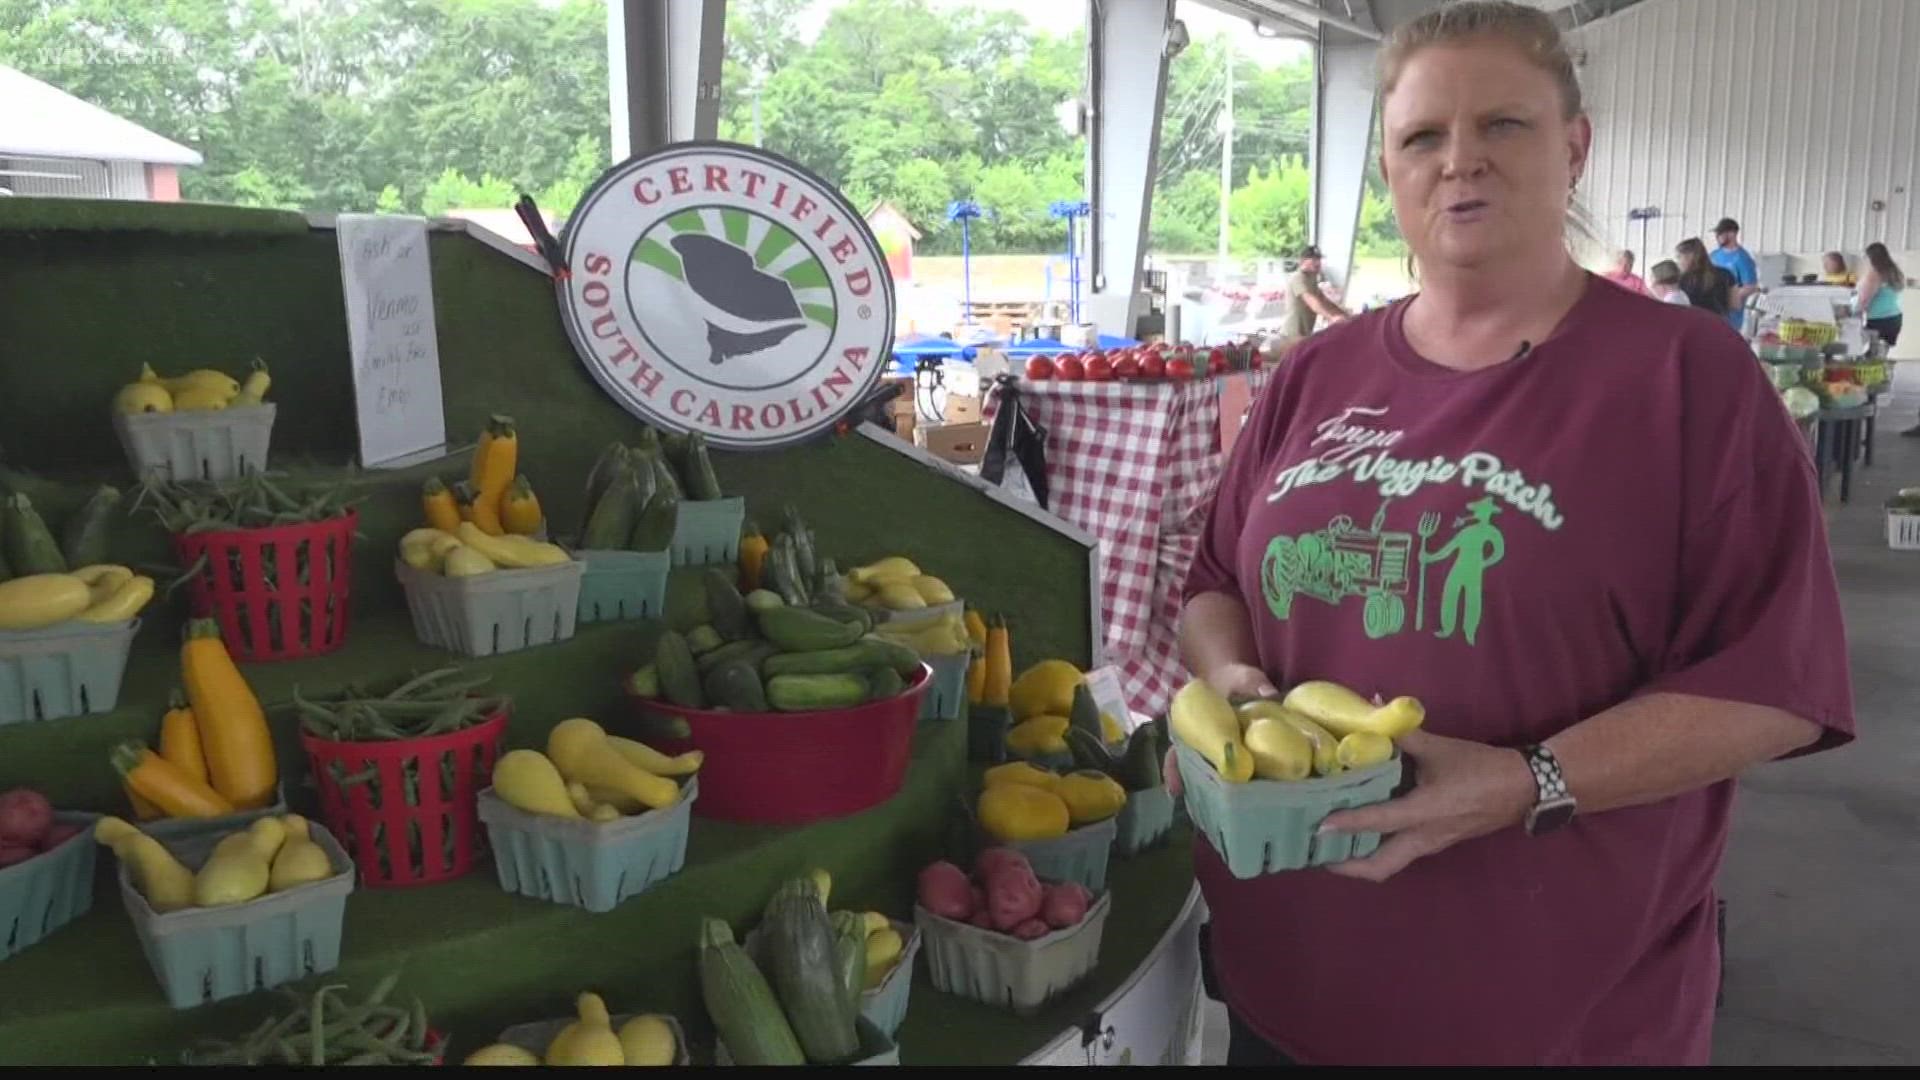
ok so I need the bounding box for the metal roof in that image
[0,65,203,166]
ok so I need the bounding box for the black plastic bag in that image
[980,374,1050,510]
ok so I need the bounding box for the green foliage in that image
[0,0,1404,258]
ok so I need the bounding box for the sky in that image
[793,0,1312,67]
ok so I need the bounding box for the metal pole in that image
[962,218,973,323]
[1217,41,1233,273]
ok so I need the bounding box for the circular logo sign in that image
[558,141,896,451]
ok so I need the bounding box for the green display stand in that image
[0,198,1187,1067]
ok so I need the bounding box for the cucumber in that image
[655,630,704,708]
[864,666,905,702]
[2,493,66,575]
[704,568,751,641]
[1068,683,1103,742]
[744,589,786,614]
[762,636,918,678]
[580,459,640,550]
[1118,724,1164,791]
[687,624,725,655]
[630,487,679,553]
[630,707,692,743]
[697,918,807,1067]
[704,661,769,712]
[60,485,120,570]
[624,663,660,699]
[767,673,869,712]
[808,598,874,633]
[756,605,862,653]
[697,637,775,674]
[684,431,725,501]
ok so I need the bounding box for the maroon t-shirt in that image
[1184,277,1854,1065]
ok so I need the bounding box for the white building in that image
[0,64,202,200]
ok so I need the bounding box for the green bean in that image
[383,666,466,700]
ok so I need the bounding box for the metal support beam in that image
[1308,33,1379,292]
[1084,0,1177,339]
[608,0,727,162]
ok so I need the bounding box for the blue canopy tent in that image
[1001,335,1139,357]
[890,332,976,376]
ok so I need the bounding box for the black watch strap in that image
[1519,743,1576,835]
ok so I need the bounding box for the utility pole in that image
[1217,43,1234,272]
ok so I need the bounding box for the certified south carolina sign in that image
[558,142,896,451]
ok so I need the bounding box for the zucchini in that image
[864,666,905,702]
[704,661,769,712]
[763,879,860,1063]
[684,431,725,501]
[756,605,862,653]
[704,568,751,641]
[830,910,869,1021]
[60,485,120,569]
[808,598,874,633]
[655,631,704,708]
[580,459,641,550]
[3,493,66,575]
[697,918,806,1067]
[1068,683,1103,742]
[767,673,869,712]
[630,487,679,553]
[763,636,918,678]
[648,447,683,501]
[783,505,817,584]
[1118,724,1164,791]
[744,589,786,614]
[631,425,663,458]
[1067,726,1118,774]
[578,442,629,540]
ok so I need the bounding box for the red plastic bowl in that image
[630,664,931,825]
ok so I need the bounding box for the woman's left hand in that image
[1316,730,1539,883]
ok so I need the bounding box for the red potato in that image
[1042,882,1092,929]
[37,822,83,852]
[970,884,987,917]
[985,861,1044,932]
[968,907,997,930]
[0,843,38,869]
[973,846,1029,882]
[1011,918,1052,941]
[0,788,53,847]
[917,860,975,921]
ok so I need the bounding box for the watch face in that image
[1527,799,1577,835]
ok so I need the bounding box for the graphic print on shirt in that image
[1258,406,1557,645]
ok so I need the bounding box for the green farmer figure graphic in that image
[1419,496,1505,645]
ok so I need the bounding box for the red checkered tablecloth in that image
[983,370,1272,718]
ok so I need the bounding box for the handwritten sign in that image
[1083,665,1137,732]
[336,214,448,467]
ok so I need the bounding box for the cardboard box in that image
[915,422,987,466]
[944,394,982,425]
[886,378,916,443]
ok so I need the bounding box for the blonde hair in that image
[1380,0,1585,121]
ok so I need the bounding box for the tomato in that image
[1025,356,1055,381]
[1085,356,1113,381]
[1055,355,1085,381]
[1113,356,1141,380]
[1141,354,1166,380]
[1166,357,1195,380]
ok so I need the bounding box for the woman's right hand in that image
[1166,663,1280,798]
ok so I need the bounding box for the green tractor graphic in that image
[1261,501,1411,639]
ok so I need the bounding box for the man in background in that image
[1601,249,1649,295]
[1710,217,1761,331]
[1281,245,1350,344]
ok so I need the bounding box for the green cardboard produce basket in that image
[118,821,355,1009]
[396,558,584,657]
[573,549,671,625]
[913,888,1112,1016]
[0,618,140,726]
[860,918,922,1039]
[0,811,98,962]
[497,1012,689,1065]
[717,1015,897,1066]
[114,402,275,482]
[1173,741,1400,878]
[917,652,970,722]
[669,497,745,568]
[475,778,696,913]
[1113,785,1175,856]
[1003,816,1116,894]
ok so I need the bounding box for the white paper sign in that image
[1083,665,1136,732]
[336,214,449,468]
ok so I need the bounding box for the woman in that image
[1675,236,1736,319]
[1820,251,1856,286]
[1857,242,1905,348]
[1172,0,1852,1066]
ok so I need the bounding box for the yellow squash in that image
[1005,714,1070,757]
[544,993,626,1066]
[95,816,195,913]
[194,817,286,907]
[977,783,1071,841]
[1241,716,1312,781]
[1169,679,1253,783]
[616,1014,679,1066]
[983,760,1060,792]
[1336,731,1395,770]
[1009,660,1082,721]
[1282,681,1425,740]
[76,573,153,622]
[463,1044,541,1066]
[181,619,278,810]
[268,815,337,891]
[0,573,91,631]
[493,750,582,818]
[546,717,680,810]
[113,381,174,414]
[605,735,704,777]
[1055,770,1127,824]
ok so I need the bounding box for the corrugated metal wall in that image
[0,157,124,198]
[1574,0,1920,260]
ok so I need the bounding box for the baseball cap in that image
[1712,218,1740,235]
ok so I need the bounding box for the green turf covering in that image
[0,197,1188,1066]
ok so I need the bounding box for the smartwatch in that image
[1518,743,1577,836]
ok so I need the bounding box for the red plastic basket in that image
[174,511,357,663]
[299,705,507,888]
[633,665,931,825]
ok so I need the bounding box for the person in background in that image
[1600,249,1649,294]
[1820,251,1856,286]
[1648,259,1690,305]
[1675,238,1734,318]
[1709,217,1760,330]
[1282,245,1351,344]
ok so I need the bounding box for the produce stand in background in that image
[0,194,1202,1067]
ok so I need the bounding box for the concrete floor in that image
[1198,369,1920,1066]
